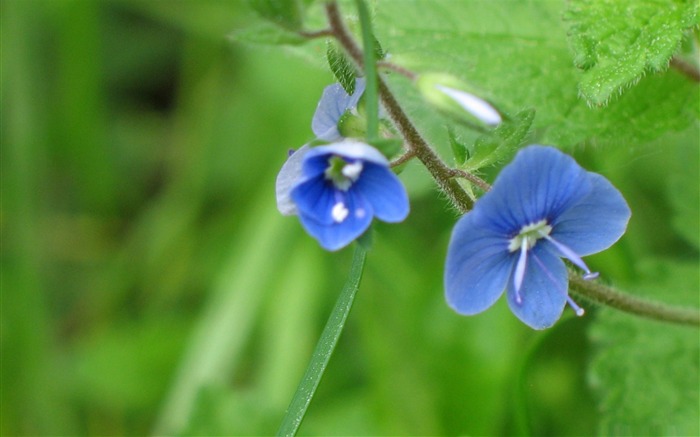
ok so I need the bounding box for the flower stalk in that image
[326,0,476,212]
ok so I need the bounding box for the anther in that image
[331,202,349,223]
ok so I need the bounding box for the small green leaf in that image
[464,109,535,171]
[248,0,304,31]
[327,42,357,95]
[589,258,700,436]
[447,127,468,166]
[565,0,699,105]
[372,35,385,60]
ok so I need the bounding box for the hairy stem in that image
[570,275,700,326]
[326,1,475,212]
[297,28,333,39]
[670,55,700,82]
[390,149,416,167]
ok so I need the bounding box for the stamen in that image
[331,202,349,223]
[341,161,363,181]
[541,233,599,279]
[513,240,528,299]
[566,296,585,317]
[532,250,586,317]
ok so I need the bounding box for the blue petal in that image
[473,146,592,234]
[353,163,409,222]
[298,190,373,251]
[445,213,514,315]
[304,140,389,168]
[551,172,631,256]
[506,245,567,330]
[276,145,310,215]
[312,79,366,141]
[290,176,336,225]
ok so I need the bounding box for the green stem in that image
[355,0,379,141]
[570,275,700,327]
[276,246,368,436]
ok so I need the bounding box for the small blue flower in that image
[312,78,366,142]
[276,140,409,251]
[444,145,631,329]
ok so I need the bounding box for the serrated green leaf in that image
[327,42,357,95]
[464,109,535,171]
[447,127,468,166]
[589,258,700,436]
[366,0,697,149]
[565,0,699,105]
[248,0,304,31]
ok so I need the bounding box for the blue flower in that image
[312,78,366,142]
[276,140,409,251]
[444,145,631,329]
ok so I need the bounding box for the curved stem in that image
[569,274,700,326]
[448,168,491,192]
[297,28,333,39]
[670,55,700,82]
[390,149,416,167]
[326,1,475,213]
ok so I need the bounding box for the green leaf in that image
[464,109,535,171]
[589,258,700,436]
[277,246,367,437]
[327,42,357,95]
[368,0,697,149]
[565,0,699,105]
[248,0,304,31]
[447,127,468,166]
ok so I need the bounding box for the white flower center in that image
[325,156,364,191]
[508,219,552,253]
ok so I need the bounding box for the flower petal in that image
[290,176,336,225]
[304,140,389,168]
[276,145,310,215]
[551,172,631,256]
[312,79,366,141]
[298,190,373,251]
[353,163,409,222]
[473,146,592,234]
[506,245,568,330]
[445,213,513,315]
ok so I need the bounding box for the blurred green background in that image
[2,1,697,436]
